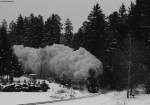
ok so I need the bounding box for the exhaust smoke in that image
[13,44,103,80]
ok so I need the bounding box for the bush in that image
[40,81,50,92]
[0,81,50,92]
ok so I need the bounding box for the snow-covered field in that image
[1,77,150,105]
[0,82,89,105]
[1,89,150,105]
[0,77,89,105]
[40,91,150,105]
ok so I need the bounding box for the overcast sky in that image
[0,0,134,32]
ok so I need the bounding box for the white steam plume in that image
[13,44,103,79]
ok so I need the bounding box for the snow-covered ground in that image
[0,76,89,105]
[38,91,150,105]
[1,89,150,105]
[0,83,89,105]
[1,76,150,105]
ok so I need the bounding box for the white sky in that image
[0,0,134,32]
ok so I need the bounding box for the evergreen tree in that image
[136,0,150,93]
[108,11,120,34]
[127,2,140,37]
[0,21,23,79]
[0,23,8,76]
[87,3,106,34]
[73,21,89,49]
[23,14,36,47]
[42,14,62,47]
[9,51,23,77]
[0,21,12,77]
[23,16,32,47]
[29,14,44,47]
[136,0,150,40]
[117,3,128,42]
[105,2,148,91]
[8,20,17,45]
[9,14,25,46]
[20,14,43,48]
[111,33,147,90]
[107,11,120,53]
[16,14,25,45]
[99,11,120,89]
[77,3,106,61]
[87,3,106,60]
[63,18,73,46]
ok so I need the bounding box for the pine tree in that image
[136,0,150,94]
[20,14,43,48]
[23,16,32,47]
[0,21,23,79]
[23,13,36,47]
[137,0,150,68]
[16,14,25,45]
[136,0,150,39]
[117,3,128,42]
[108,11,120,35]
[8,20,17,45]
[87,3,106,34]
[127,2,141,38]
[77,3,106,61]
[0,21,12,78]
[9,14,25,46]
[42,14,62,47]
[74,4,108,89]
[107,11,120,53]
[0,22,9,75]
[29,14,44,48]
[63,18,73,46]
[105,2,148,91]
[73,21,89,49]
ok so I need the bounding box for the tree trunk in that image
[127,33,132,98]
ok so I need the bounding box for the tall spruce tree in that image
[117,3,128,42]
[9,20,17,45]
[136,0,150,93]
[127,2,141,38]
[99,11,120,89]
[77,3,106,61]
[0,22,9,77]
[29,14,44,48]
[23,13,36,47]
[9,14,25,46]
[16,14,25,45]
[73,21,89,49]
[42,14,62,47]
[63,18,73,46]
[0,21,23,79]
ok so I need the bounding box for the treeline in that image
[0,13,74,79]
[0,1,150,91]
[74,2,150,91]
[72,2,149,91]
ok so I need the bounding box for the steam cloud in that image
[13,44,103,79]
